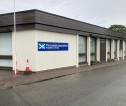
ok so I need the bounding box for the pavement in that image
[0,60,126,90]
[1,61,126,106]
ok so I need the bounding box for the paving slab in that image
[0,60,126,90]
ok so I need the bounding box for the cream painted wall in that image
[87,36,90,65]
[117,40,120,60]
[106,39,108,61]
[35,30,77,71]
[12,30,36,71]
[96,38,100,62]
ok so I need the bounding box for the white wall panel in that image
[35,30,77,71]
[12,30,36,71]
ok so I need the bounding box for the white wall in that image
[13,30,36,71]
[76,35,79,67]
[123,40,125,59]
[111,39,114,59]
[35,30,77,71]
[117,40,120,60]
[87,36,90,65]
[106,39,108,62]
[96,38,100,62]
[13,30,77,72]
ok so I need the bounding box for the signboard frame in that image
[38,41,69,51]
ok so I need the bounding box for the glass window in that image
[90,38,96,53]
[107,39,111,59]
[79,56,86,63]
[91,55,96,61]
[114,40,117,58]
[107,39,111,52]
[120,41,123,50]
[79,36,86,53]
[79,36,87,63]
[90,37,96,61]
[114,40,117,52]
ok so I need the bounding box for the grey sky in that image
[0,0,126,28]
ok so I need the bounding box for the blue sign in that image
[38,42,69,51]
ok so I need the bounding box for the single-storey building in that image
[0,9,126,72]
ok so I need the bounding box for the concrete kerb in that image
[0,60,126,90]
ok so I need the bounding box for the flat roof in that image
[0,9,126,39]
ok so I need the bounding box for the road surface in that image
[1,63,126,106]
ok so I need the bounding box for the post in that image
[96,38,100,62]
[117,40,120,60]
[13,0,17,74]
[76,35,79,67]
[106,39,108,62]
[124,41,126,56]
[111,39,114,59]
[87,36,91,65]
[123,40,125,60]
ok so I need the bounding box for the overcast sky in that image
[0,0,126,28]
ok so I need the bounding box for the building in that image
[0,9,126,72]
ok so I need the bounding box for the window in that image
[120,41,123,50]
[79,36,87,64]
[114,40,117,59]
[90,37,96,61]
[107,39,111,59]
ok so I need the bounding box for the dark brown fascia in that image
[0,9,126,40]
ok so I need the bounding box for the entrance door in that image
[100,38,106,62]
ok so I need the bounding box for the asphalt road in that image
[1,63,126,106]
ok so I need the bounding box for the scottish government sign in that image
[38,42,69,51]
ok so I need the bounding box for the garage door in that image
[0,32,12,68]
